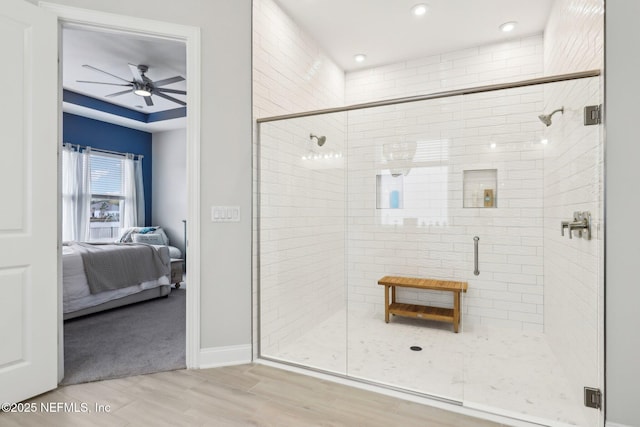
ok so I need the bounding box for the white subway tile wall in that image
[253,0,346,364]
[259,115,347,366]
[343,35,548,330]
[346,87,547,331]
[542,0,604,420]
[346,35,544,105]
[253,0,344,118]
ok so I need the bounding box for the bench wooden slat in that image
[389,303,454,322]
[378,275,468,292]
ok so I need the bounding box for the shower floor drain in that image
[410,346,422,351]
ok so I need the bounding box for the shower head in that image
[538,107,564,127]
[310,133,326,147]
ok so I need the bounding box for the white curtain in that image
[62,145,91,242]
[134,157,145,226]
[122,154,145,228]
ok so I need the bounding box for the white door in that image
[0,0,58,404]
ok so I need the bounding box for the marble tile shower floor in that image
[270,309,589,426]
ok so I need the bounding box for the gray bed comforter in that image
[72,242,170,294]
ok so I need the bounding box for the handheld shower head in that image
[310,133,326,146]
[538,107,564,127]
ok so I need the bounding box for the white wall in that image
[605,2,640,425]
[542,1,604,424]
[152,129,186,257]
[35,0,253,353]
[252,0,346,362]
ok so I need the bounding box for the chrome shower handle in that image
[568,219,589,239]
[473,236,479,276]
[560,212,592,240]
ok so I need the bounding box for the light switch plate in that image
[211,206,240,222]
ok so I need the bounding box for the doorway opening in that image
[46,4,202,384]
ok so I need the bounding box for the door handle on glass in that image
[473,236,479,276]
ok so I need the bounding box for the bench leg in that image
[384,285,390,323]
[453,291,460,333]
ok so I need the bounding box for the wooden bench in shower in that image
[377,276,468,333]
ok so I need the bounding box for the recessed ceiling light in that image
[354,54,366,63]
[499,21,518,32]
[540,138,549,145]
[411,4,428,16]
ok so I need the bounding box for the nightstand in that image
[170,258,184,288]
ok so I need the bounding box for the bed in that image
[63,242,172,320]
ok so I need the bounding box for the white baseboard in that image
[606,422,633,427]
[198,344,252,369]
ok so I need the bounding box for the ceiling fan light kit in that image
[77,63,186,107]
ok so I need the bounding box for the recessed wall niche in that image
[376,174,403,209]
[463,169,497,208]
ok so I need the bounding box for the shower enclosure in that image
[257,71,603,426]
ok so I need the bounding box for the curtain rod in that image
[63,143,144,160]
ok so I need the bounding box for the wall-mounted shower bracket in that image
[561,211,592,240]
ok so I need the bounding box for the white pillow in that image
[151,228,170,245]
[132,233,165,245]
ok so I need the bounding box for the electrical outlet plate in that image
[211,206,240,222]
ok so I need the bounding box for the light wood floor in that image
[1,364,506,426]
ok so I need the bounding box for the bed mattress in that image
[63,243,170,315]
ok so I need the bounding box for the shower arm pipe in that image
[256,69,601,123]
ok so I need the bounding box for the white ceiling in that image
[62,25,186,119]
[274,0,554,71]
[61,1,553,131]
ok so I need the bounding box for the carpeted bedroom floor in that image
[62,288,186,385]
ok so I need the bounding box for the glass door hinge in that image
[584,387,602,409]
[584,105,601,125]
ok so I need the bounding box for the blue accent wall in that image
[63,90,186,123]
[63,113,153,225]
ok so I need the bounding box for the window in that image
[62,146,144,243]
[89,154,124,241]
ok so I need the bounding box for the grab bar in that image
[473,236,480,276]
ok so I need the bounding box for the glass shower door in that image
[460,77,603,426]
[258,112,348,375]
[257,74,604,427]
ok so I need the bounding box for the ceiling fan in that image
[77,63,186,107]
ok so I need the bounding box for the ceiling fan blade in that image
[155,88,187,95]
[153,91,186,106]
[128,63,144,83]
[144,96,154,107]
[153,76,185,87]
[105,89,133,98]
[82,64,131,83]
[76,80,132,87]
